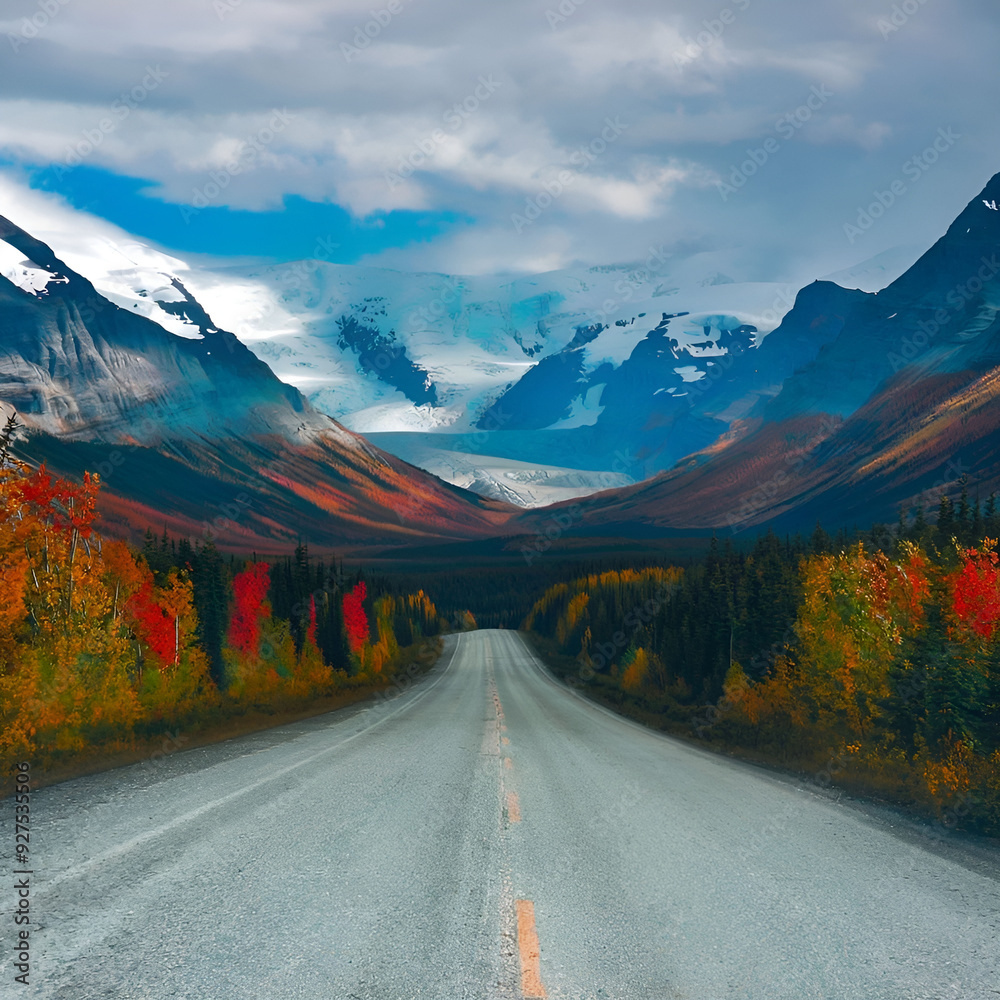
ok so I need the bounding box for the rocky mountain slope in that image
[513,173,1000,535]
[0,216,513,550]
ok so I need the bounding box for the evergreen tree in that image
[971,500,983,544]
[319,586,352,672]
[393,607,414,647]
[142,527,174,581]
[192,539,227,686]
[935,495,955,553]
[176,536,194,568]
[290,541,311,652]
[956,479,972,545]
[902,588,989,750]
[0,411,19,465]
[986,493,999,538]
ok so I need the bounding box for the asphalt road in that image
[5,629,1000,999]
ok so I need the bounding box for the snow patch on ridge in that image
[548,383,606,429]
[0,240,67,296]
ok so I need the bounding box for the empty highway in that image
[5,630,999,999]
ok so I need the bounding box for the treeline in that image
[376,547,682,631]
[525,508,1000,835]
[0,421,455,768]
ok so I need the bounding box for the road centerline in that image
[515,898,547,998]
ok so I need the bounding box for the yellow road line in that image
[506,791,521,823]
[515,899,546,998]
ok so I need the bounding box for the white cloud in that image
[2,0,333,56]
[0,0,998,276]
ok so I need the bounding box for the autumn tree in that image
[228,562,271,658]
[343,581,369,654]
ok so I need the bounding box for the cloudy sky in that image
[0,0,998,279]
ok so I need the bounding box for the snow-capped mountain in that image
[0,214,513,549]
[4,167,991,539]
[180,252,822,499]
[0,178,917,506]
[49,238,888,503]
[514,172,1000,535]
[186,252,800,429]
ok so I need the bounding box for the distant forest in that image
[524,489,1000,836]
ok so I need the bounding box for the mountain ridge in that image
[0,217,516,549]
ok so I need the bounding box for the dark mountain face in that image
[336,313,438,407]
[703,280,872,419]
[0,216,514,549]
[887,171,1000,309]
[766,174,1000,422]
[512,173,1000,535]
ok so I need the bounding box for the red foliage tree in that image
[15,465,99,537]
[126,576,176,667]
[343,582,369,653]
[307,595,318,648]
[952,545,1000,639]
[228,562,271,656]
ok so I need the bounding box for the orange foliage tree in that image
[0,436,211,761]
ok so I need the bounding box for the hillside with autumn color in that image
[524,508,1000,835]
[514,360,1000,537]
[0,417,470,775]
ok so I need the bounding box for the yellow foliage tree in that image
[621,647,649,693]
